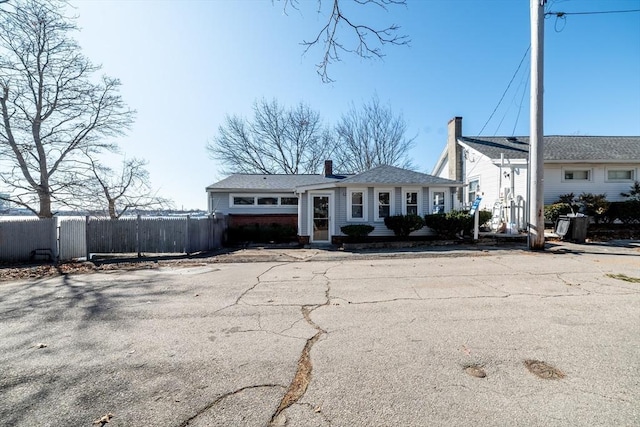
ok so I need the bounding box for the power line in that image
[478,45,531,136]
[546,9,640,17]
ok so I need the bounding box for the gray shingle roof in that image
[460,136,640,161]
[206,174,342,191]
[341,165,461,186]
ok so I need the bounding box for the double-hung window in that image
[402,188,421,216]
[347,189,367,221]
[374,189,394,221]
[432,191,445,214]
[468,179,479,204]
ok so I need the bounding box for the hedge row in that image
[544,200,640,225]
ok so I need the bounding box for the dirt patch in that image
[606,273,640,283]
[464,365,487,378]
[524,359,565,379]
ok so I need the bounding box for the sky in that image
[68,0,640,210]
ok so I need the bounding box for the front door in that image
[311,194,331,243]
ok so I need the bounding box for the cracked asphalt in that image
[1,241,639,427]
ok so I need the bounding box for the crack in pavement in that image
[176,384,286,427]
[269,271,331,426]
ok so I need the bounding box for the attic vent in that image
[505,137,517,142]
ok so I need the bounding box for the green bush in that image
[424,210,491,238]
[340,224,375,238]
[227,223,297,244]
[383,214,425,237]
[577,193,609,224]
[544,203,573,224]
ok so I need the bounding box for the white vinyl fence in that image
[0,216,227,262]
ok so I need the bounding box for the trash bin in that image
[556,214,589,243]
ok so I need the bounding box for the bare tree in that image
[76,155,172,219]
[208,98,336,174]
[282,0,409,82]
[0,0,135,217]
[334,95,415,173]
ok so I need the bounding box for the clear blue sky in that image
[70,0,640,210]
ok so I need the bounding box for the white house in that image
[432,116,640,229]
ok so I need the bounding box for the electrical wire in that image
[478,45,530,136]
[546,9,640,16]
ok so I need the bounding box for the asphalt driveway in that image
[1,242,639,426]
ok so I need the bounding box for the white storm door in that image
[310,194,331,243]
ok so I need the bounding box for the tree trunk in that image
[38,190,53,218]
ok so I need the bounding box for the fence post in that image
[85,215,90,261]
[51,217,60,263]
[185,215,191,255]
[136,214,141,258]
[209,214,214,251]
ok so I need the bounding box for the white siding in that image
[463,153,501,211]
[544,164,638,204]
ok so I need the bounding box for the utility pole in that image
[529,0,545,250]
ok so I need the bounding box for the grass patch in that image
[606,273,640,283]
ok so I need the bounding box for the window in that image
[468,179,479,204]
[230,194,298,207]
[347,189,367,221]
[402,189,421,216]
[374,189,394,221]
[233,196,255,205]
[257,197,278,205]
[281,197,299,205]
[564,170,590,181]
[432,191,445,214]
[607,169,634,181]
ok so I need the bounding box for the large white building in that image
[433,117,640,229]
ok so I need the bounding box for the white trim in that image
[430,188,447,214]
[309,192,334,244]
[466,177,480,205]
[401,187,422,216]
[374,188,395,222]
[229,193,298,208]
[347,188,368,222]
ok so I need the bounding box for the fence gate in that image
[58,218,86,260]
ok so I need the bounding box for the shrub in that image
[544,203,573,224]
[606,200,640,224]
[620,181,640,201]
[424,210,491,238]
[383,214,424,237]
[340,224,375,240]
[576,193,609,224]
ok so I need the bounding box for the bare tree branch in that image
[334,95,415,172]
[0,0,135,217]
[207,98,336,175]
[281,0,409,82]
[72,154,173,218]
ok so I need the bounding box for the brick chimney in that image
[324,160,333,177]
[447,117,463,202]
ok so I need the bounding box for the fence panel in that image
[139,217,187,253]
[0,218,56,262]
[188,217,207,252]
[59,218,86,260]
[87,218,137,254]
